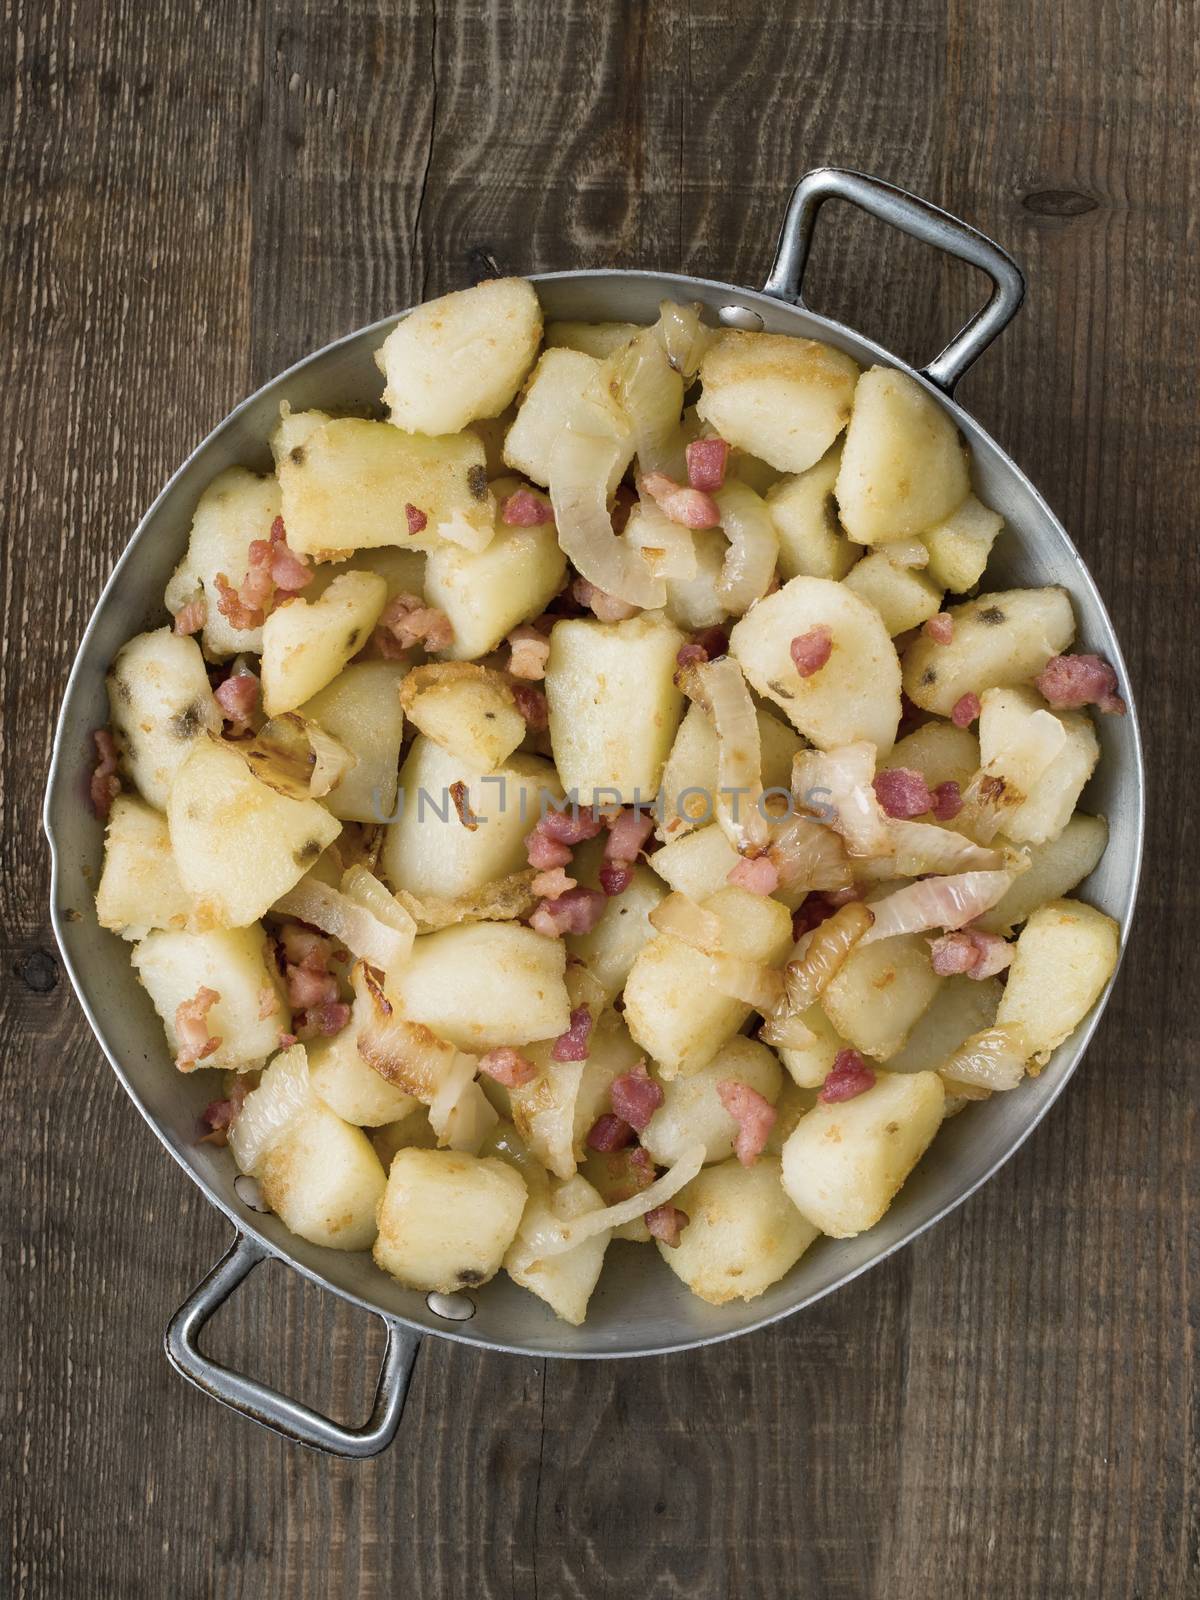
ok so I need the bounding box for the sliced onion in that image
[768,813,852,894]
[394,870,538,933]
[760,902,873,1047]
[274,869,416,983]
[438,1079,500,1154]
[888,820,1006,877]
[625,496,697,580]
[706,952,786,1011]
[699,655,770,856]
[518,1142,705,1257]
[649,891,723,953]
[882,539,929,569]
[566,959,608,1017]
[549,384,666,609]
[714,481,778,615]
[939,1023,1029,1092]
[860,870,1015,944]
[241,713,356,801]
[228,1044,312,1174]
[653,301,713,380]
[428,1050,481,1140]
[356,967,460,1102]
[609,325,686,479]
[793,743,892,858]
[511,1059,586,1181]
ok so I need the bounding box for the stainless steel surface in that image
[44,168,1144,1453]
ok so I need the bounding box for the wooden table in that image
[4,2,1194,1594]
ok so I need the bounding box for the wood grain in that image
[3,0,1197,1596]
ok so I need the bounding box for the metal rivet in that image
[718,304,764,331]
[234,1173,271,1213]
[426,1290,476,1321]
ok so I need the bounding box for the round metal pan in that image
[44,169,1144,1455]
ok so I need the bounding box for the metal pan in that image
[44,168,1144,1456]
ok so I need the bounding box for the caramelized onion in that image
[699,655,770,857]
[228,1044,312,1174]
[713,481,778,615]
[938,1023,1029,1092]
[759,901,873,1047]
[859,870,1015,944]
[274,869,416,984]
[517,1142,706,1257]
[649,891,723,953]
[793,742,892,858]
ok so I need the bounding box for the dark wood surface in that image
[3,2,1196,1595]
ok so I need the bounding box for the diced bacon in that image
[929,929,1014,979]
[686,437,730,493]
[540,810,606,847]
[501,488,553,526]
[405,502,429,535]
[373,627,409,661]
[531,867,576,900]
[1035,652,1127,715]
[508,623,551,681]
[478,1047,538,1088]
[199,1076,252,1146]
[280,926,340,1011]
[640,471,722,530]
[951,692,981,728]
[789,625,833,677]
[930,780,963,821]
[175,986,222,1072]
[278,924,330,965]
[89,728,121,820]
[598,863,633,897]
[214,572,265,632]
[215,671,259,731]
[278,1031,298,1049]
[727,854,781,895]
[644,1203,689,1247]
[610,1061,663,1132]
[526,828,573,871]
[379,593,455,654]
[873,767,934,819]
[296,1000,352,1040]
[530,888,607,938]
[716,1080,777,1166]
[819,1048,876,1103]
[586,1113,635,1152]
[675,642,708,671]
[605,806,654,866]
[512,682,549,729]
[571,576,639,622]
[692,625,729,660]
[551,1004,594,1062]
[173,597,207,636]
[923,612,954,645]
[269,539,313,595]
[286,961,340,1009]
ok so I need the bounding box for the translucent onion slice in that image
[649,891,723,953]
[938,1023,1029,1092]
[887,820,1006,877]
[699,655,770,856]
[549,386,666,609]
[625,496,698,580]
[793,742,892,858]
[958,713,1066,842]
[769,813,853,894]
[228,1044,312,1175]
[356,967,460,1102]
[882,539,929,568]
[241,713,356,801]
[759,901,873,1047]
[859,870,1015,945]
[517,1142,706,1257]
[428,1050,481,1140]
[274,869,416,984]
[511,1059,586,1181]
[653,300,713,380]
[394,870,539,933]
[438,1080,500,1155]
[714,480,778,614]
[609,325,686,479]
[706,951,786,1011]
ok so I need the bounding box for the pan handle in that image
[165,1231,421,1457]
[762,167,1025,394]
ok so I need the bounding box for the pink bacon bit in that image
[530,887,607,938]
[1035,652,1127,715]
[551,1004,595,1062]
[586,1113,635,1153]
[606,807,654,865]
[280,925,340,1011]
[541,810,606,847]
[215,670,259,733]
[951,692,982,729]
[379,593,455,654]
[89,728,121,820]
[727,854,781,895]
[930,780,963,821]
[478,1047,539,1089]
[598,864,633,896]
[199,1076,253,1146]
[929,929,1013,980]
[175,986,222,1072]
[508,623,551,681]
[296,1000,352,1040]
[923,612,954,645]
[641,470,722,530]
[610,1061,664,1133]
[405,502,429,536]
[644,1203,689,1248]
[873,767,934,820]
[173,596,207,636]
[526,828,573,871]
[501,488,554,526]
[790,625,833,678]
[571,576,639,623]
[819,1048,876,1103]
[531,866,576,900]
[214,572,265,632]
[512,682,549,730]
[716,1080,777,1167]
[685,437,730,493]
[675,626,730,673]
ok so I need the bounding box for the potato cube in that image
[164,467,280,658]
[995,898,1120,1058]
[381,738,559,899]
[96,796,195,939]
[623,886,793,1077]
[391,923,571,1051]
[1002,712,1099,846]
[820,933,942,1060]
[842,549,943,636]
[270,403,334,464]
[885,974,1004,1073]
[508,1054,586,1180]
[545,320,643,359]
[902,587,1076,716]
[920,493,1004,593]
[657,701,803,843]
[504,1174,611,1325]
[423,498,567,661]
[256,1102,387,1251]
[377,278,543,436]
[168,737,340,928]
[649,824,740,903]
[106,629,222,811]
[776,1002,849,1089]
[565,856,666,1003]
[278,417,493,559]
[877,720,979,791]
[663,528,730,631]
[545,613,686,804]
[729,574,901,752]
[781,1069,945,1236]
[260,572,388,717]
[973,813,1108,935]
[835,366,970,543]
[503,348,630,490]
[298,662,407,824]
[373,1147,527,1291]
[767,444,862,582]
[660,1157,819,1305]
[641,1035,783,1167]
[399,664,525,771]
[696,331,859,474]
[132,924,287,1070]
